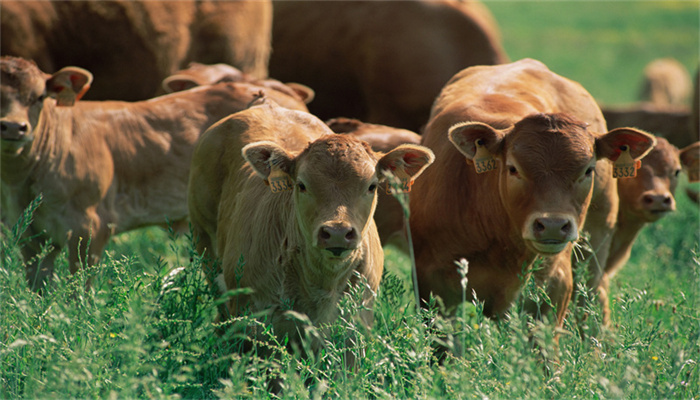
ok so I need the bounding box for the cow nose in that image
[642,193,675,211]
[532,217,573,241]
[1,120,29,140]
[317,223,358,256]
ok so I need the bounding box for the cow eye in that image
[674,169,681,177]
[368,183,377,193]
[297,181,307,193]
[507,165,518,176]
[585,166,595,177]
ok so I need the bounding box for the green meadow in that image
[2,1,699,398]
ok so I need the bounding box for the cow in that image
[161,62,315,107]
[269,0,508,133]
[187,99,434,361]
[0,0,271,101]
[327,117,422,249]
[409,59,656,328]
[0,56,309,292]
[594,138,700,325]
[639,58,692,107]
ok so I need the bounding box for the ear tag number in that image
[267,164,293,193]
[385,168,414,194]
[56,87,77,107]
[613,145,641,179]
[473,139,496,174]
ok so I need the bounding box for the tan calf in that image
[0,56,308,291]
[187,100,434,354]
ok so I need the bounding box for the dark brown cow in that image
[0,0,271,101]
[409,59,655,326]
[187,99,434,358]
[595,138,700,325]
[269,0,508,132]
[0,56,309,291]
[327,117,422,248]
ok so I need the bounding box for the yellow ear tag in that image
[385,168,414,194]
[612,145,641,179]
[268,164,293,193]
[56,87,77,107]
[473,139,496,174]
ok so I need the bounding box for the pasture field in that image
[2,1,699,399]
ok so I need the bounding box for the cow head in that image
[1,56,92,155]
[617,138,699,222]
[449,113,655,255]
[243,135,434,260]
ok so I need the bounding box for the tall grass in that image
[2,1,699,399]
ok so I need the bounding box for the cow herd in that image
[1,0,698,379]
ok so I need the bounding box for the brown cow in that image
[0,0,271,101]
[187,99,434,358]
[327,117,422,249]
[269,0,508,133]
[639,58,692,107]
[0,56,309,291]
[409,59,655,326]
[595,138,700,325]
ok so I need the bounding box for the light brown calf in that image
[161,62,315,107]
[410,59,655,326]
[0,56,308,291]
[187,100,434,355]
[269,0,508,133]
[1,0,271,101]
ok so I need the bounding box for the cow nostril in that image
[662,196,672,205]
[533,219,545,233]
[561,220,572,235]
[319,228,331,240]
[642,195,654,205]
[18,123,28,132]
[345,229,357,241]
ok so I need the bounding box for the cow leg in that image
[66,212,112,289]
[22,241,61,292]
[596,272,613,327]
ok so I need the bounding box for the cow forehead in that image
[642,138,680,173]
[296,136,378,182]
[1,57,46,105]
[507,114,595,176]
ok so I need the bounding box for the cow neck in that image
[606,205,647,272]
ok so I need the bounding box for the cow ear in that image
[596,127,656,161]
[46,66,93,106]
[162,74,200,93]
[285,82,315,104]
[377,144,435,181]
[242,140,295,180]
[679,141,700,182]
[448,121,504,159]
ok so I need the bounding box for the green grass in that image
[2,2,699,399]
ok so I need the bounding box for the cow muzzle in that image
[523,213,578,254]
[639,191,675,221]
[316,222,359,258]
[1,119,33,153]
